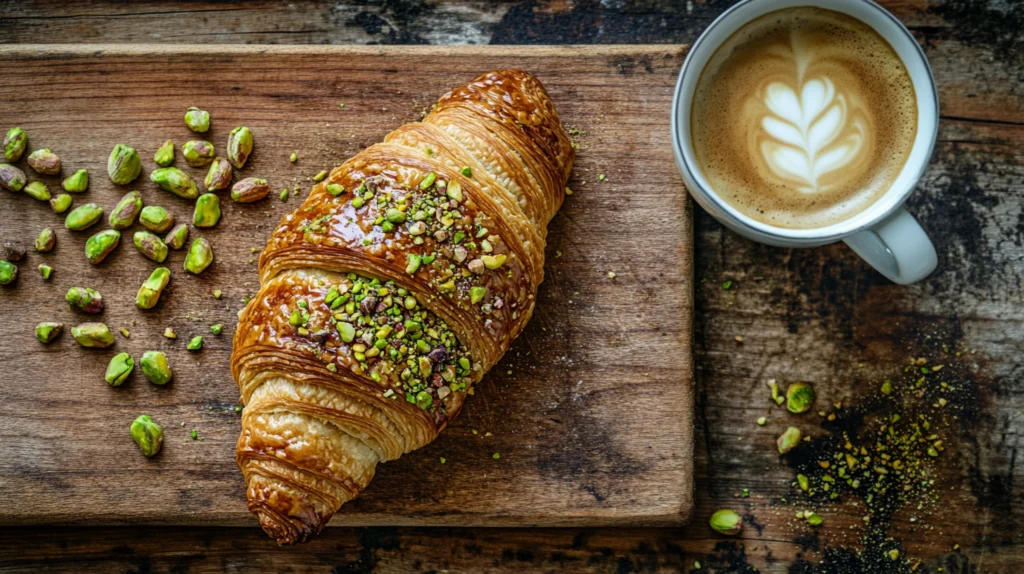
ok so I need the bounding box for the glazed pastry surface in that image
[232,70,574,544]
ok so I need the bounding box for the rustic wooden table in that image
[0,1,1020,572]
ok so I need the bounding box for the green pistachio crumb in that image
[187,336,203,351]
[313,170,328,182]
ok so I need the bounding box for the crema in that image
[691,7,917,229]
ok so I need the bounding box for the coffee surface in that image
[691,7,917,229]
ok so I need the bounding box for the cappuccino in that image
[691,7,917,229]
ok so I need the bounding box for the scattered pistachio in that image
[0,260,16,285]
[65,203,104,231]
[130,415,164,457]
[27,148,61,174]
[23,181,51,201]
[313,170,328,182]
[108,191,143,230]
[184,107,210,133]
[107,144,141,185]
[756,416,767,426]
[193,193,221,227]
[34,227,55,253]
[85,229,121,264]
[35,322,62,344]
[709,509,742,536]
[786,382,815,414]
[105,353,134,386]
[182,140,215,167]
[777,426,802,454]
[71,322,114,348]
[460,166,472,177]
[120,328,130,338]
[880,380,893,395]
[226,126,253,169]
[140,351,172,385]
[0,163,26,192]
[38,264,53,280]
[150,167,198,199]
[140,205,175,233]
[136,267,170,310]
[212,289,222,299]
[768,379,785,406]
[66,286,103,313]
[289,152,298,163]
[154,139,175,167]
[62,169,89,193]
[209,323,224,335]
[163,327,176,339]
[204,157,232,192]
[187,336,203,351]
[3,127,27,162]
[797,474,809,491]
[163,223,189,251]
[133,231,169,263]
[280,188,289,201]
[50,193,72,213]
[184,237,213,274]
[806,512,823,526]
[230,177,270,203]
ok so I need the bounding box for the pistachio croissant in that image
[232,70,574,544]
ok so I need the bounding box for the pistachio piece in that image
[204,156,232,191]
[193,193,221,227]
[34,227,55,253]
[0,260,16,285]
[66,286,104,313]
[481,254,506,270]
[85,229,121,264]
[709,509,742,536]
[149,167,198,199]
[107,144,141,185]
[140,351,172,385]
[154,139,175,167]
[184,106,210,133]
[130,415,164,457]
[27,148,61,175]
[186,336,203,351]
[182,140,215,167]
[35,322,62,344]
[65,203,104,231]
[184,237,213,274]
[164,223,189,250]
[107,190,143,230]
[230,177,270,203]
[777,426,802,454]
[105,352,134,386]
[136,267,171,310]
[62,169,89,193]
[133,231,169,263]
[279,188,289,201]
[446,181,463,202]
[470,286,486,304]
[460,166,472,177]
[0,163,27,192]
[23,181,51,201]
[786,382,815,414]
[38,264,53,280]
[226,126,253,169]
[139,205,174,233]
[71,322,114,348]
[3,127,27,162]
[327,183,345,196]
[50,193,72,213]
[384,208,406,224]
[313,170,328,182]
[210,323,224,335]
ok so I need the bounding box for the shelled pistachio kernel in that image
[139,205,174,233]
[130,415,164,457]
[227,126,253,169]
[35,322,62,344]
[154,139,175,166]
[184,106,210,133]
[182,140,215,167]
[34,227,55,253]
[187,336,203,351]
[50,193,72,213]
[38,264,53,280]
[71,322,114,348]
[3,127,27,162]
[140,351,172,385]
[62,169,89,193]
[709,509,742,535]
[0,260,16,285]
[777,427,802,454]
[27,148,61,174]
[133,231,169,263]
[184,237,213,274]
[210,323,223,335]
[164,223,189,250]
[65,203,104,231]
[23,181,51,201]
[105,353,134,386]
[786,382,814,414]
[108,190,143,230]
[193,193,221,227]
[150,167,198,199]
[84,229,121,265]
[107,144,141,185]
[136,267,170,310]
[204,157,232,192]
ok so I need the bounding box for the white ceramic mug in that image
[671,0,939,284]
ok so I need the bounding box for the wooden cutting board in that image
[0,45,693,527]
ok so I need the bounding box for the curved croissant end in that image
[232,70,573,544]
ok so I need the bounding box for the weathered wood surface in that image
[1,0,1023,572]
[0,45,694,527]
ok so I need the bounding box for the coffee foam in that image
[691,7,918,229]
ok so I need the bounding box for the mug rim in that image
[671,0,940,243]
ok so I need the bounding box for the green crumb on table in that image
[187,336,203,351]
[806,512,823,526]
[757,416,767,426]
[722,280,733,290]
[597,174,606,181]
[289,152,297,163]
[313,170,328,182]
[741,488,749,498]
[492,452,500,460]
[213,289,222,299]
[38,264,53,280]
[190,429,199,440]
[119,328,130,338]
[234,405,242,413]
[338,103,345,109]
[210,323,223,335]
[163,327,176,339]
[460,166,472,177]
[280,188,289,201]
[439,457,446,464]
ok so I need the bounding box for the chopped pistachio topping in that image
[313,170,328,182]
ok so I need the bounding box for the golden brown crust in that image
[232,69,573,544]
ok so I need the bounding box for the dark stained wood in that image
[1,1,1023,572]
[0,45,694,528]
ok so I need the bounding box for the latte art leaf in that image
[759,78,865,194]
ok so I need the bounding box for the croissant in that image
[232,70,574,544]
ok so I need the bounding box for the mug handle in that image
[843,207,937,285]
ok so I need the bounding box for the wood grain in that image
[0,45,694,528]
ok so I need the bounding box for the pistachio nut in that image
[313,170,328,182]
[50,193,72,213]
[107,144,141,185]
[3,241,25,261]
[786,382,815,414]
[777,426,802,454]
[709,509,742,536]
[204,156,232,192]
[71,322,114,348]
[184,237,213,274]
[0,163,27,192]
[62,169,89,193]
[38,264,53,280]
[140,351,172,385]
[133,231,169,263]
[64,203,103,231]
[85,229,121,264]
[27,148,61,175]
[186,336,203,351]
[23,181,51,201]
[279,188,289,201]
[35,322,62,344]
[108,190,143,230]
[130,415,164,457]
[3,127,27,162]
[136,267,171,309]
[105,352,134,386]
[209,323,224,335]
[230,177,270,203]
[226,126,253,169]
[164,223,189,250]
[149,167,198,199]
[139,205,174,233]
[192,193,221,227]
[182,140,215,167]
[154,139,175,167]
[66,286,104,313]
[34,227,55,253]
[184,106,210,133]
[0,260,17,285]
